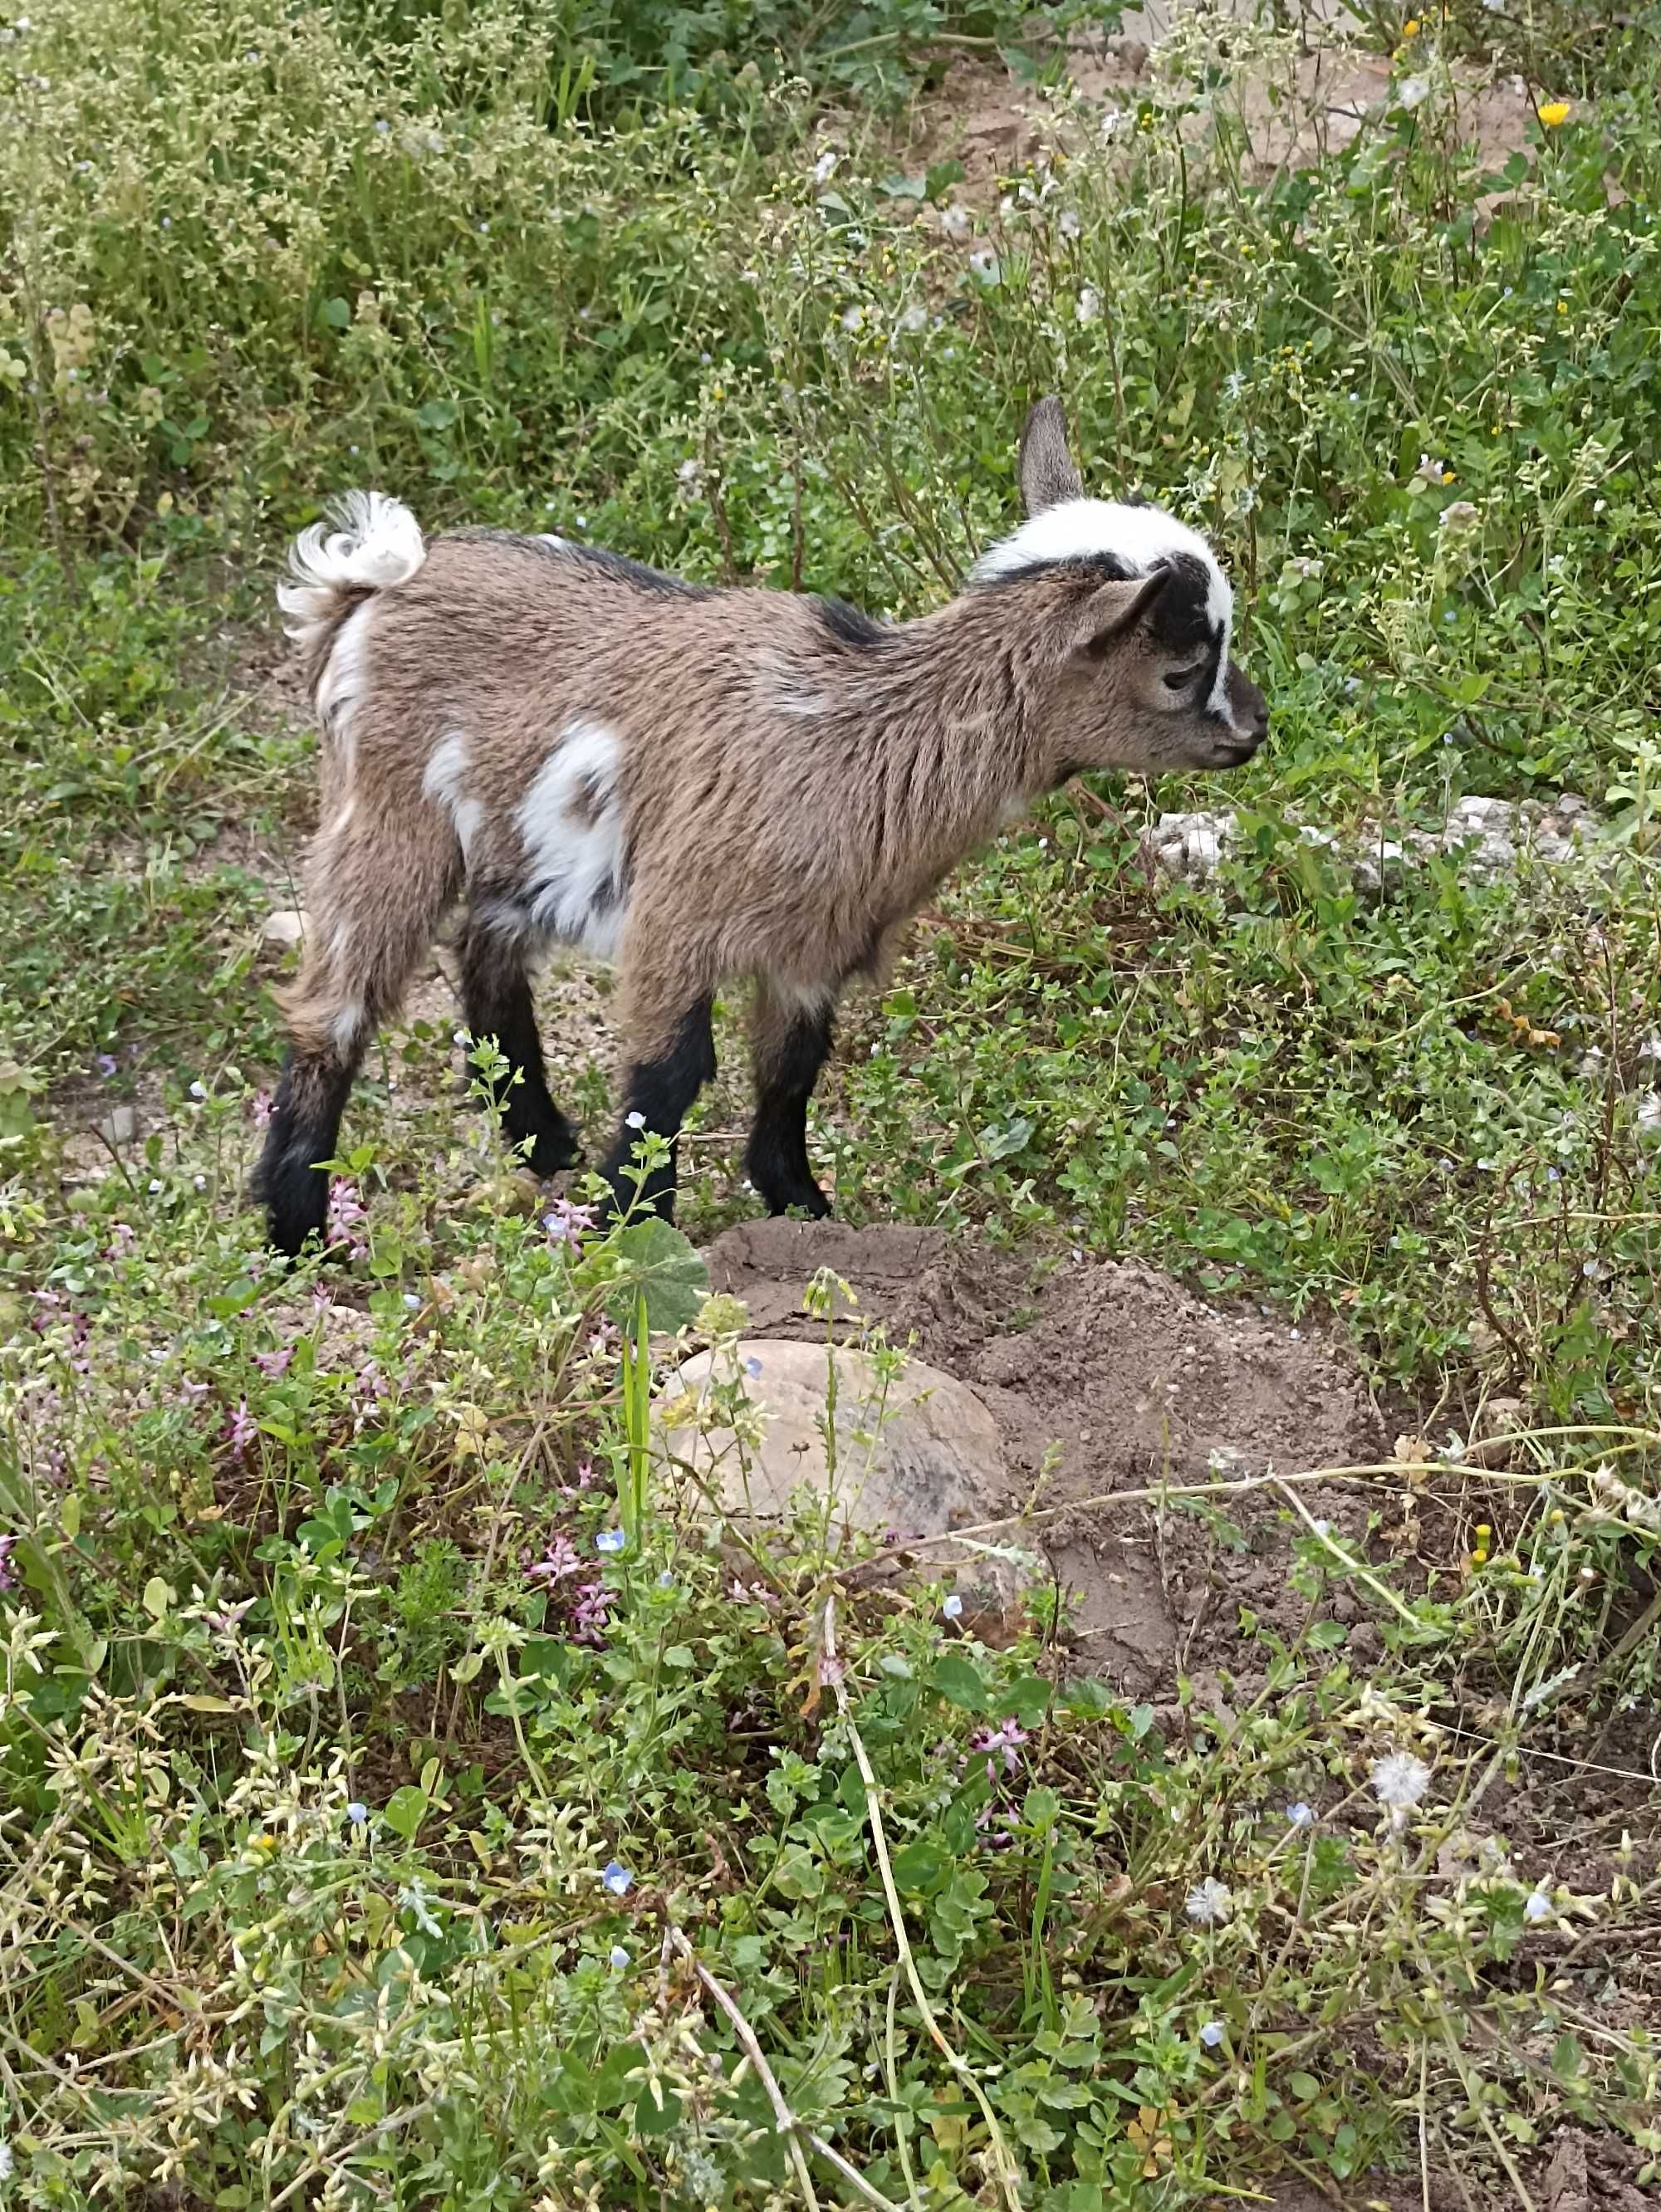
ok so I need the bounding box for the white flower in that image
[0,2141,12,2180]
[1199,2019,1226,2047]
[610,1944,630,1968]
[1396,75,1431,110]
[1100,105,1124,139]
[1185,1877,1233,1926]
[813,150,839,185]
[1286,1802,1316,1829]
[968,250,1001,285]
[625,1110,646,1128]
[840,305,865,332]
[897,302,928,335]
[942,1593,963,1620]
[940,204,972,241]
[1075,286,1101,326]
[1525,1888,1552,1921]
[1059,208,1081,239]
[676,458,703,487]
[1371,1750,1432,1818]
[189,1080,207,1099]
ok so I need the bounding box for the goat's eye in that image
[1163,666,1203,692]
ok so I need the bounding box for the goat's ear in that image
[1019,396,1084,517]
[1072,566,1172,654]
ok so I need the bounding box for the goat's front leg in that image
[600,991,717,1225]
[745,977,834,1218]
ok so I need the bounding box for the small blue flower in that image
[602,1860,633,1896]
[610,1944,630,1970]
[1286,1802,1316,1830]
[1525,1888,1552,1921]
[942,1594,963,1621]
[1200,2020,1226,2048]
[657,1569,674,1588]
[595,1529,625,1555]
[346,1801,369,1828]
[744,1355,763,1378]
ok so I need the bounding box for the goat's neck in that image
[821,595,1048,869]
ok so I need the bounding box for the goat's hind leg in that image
[456,914,581,1175]
[256,820,448,1257]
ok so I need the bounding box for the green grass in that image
[2,0,1661,2203]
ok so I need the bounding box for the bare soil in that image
[704,1216,1387,1694]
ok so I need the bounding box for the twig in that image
[821,1597,1023,2212]
[669,1926,904,2212]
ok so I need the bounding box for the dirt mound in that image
[703,1220,1384,1692]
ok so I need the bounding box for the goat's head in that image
[974,397,1269,779]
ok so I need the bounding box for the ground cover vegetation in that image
[1,0,1659,2202]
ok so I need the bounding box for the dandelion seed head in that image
[1185,1877,1233,1926]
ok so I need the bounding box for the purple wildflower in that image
[969,1716,1029,1779]
[571,1579,615,1644]
[528,1534,583,1584]
[326,1177,369,1259]
[107,1221,135,1257]
[228,1399,257,1458]
[0,1535,17,1593]
[204,1596,253,1632]
[252,1090,273,1128]
[96,1054,118,1078]
[544,1197,597,1250]
[253,1346,292,1379]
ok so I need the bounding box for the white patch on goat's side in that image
[331,1000,365,1050]
[513,717,629,958]
[328,919,354,967]
[422,732,484,860]
[538,533,567,548]
[316,601,375,774]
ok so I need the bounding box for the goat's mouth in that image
[1208,734,1266,769]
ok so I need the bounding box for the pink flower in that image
[0,1534,17,1593]
[326,1177,369,1259]
[253,1346,292,1379]
[528,1534,583,1584]
[252,1091,274,1128]
[228,1399,257,1457]
[544,1198,597,1250]
[571,1579,615,1645]
[969,1717,1029,1779]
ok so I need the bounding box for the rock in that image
[657,1338,1023,1621]
[95,1106,139,1145]
[1149,810,1237,879]
[262,908,308,950]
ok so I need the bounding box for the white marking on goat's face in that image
[513,717,629,959]
[974,497,1227,598]
[316,601,374,773]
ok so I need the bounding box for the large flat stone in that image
[658,1338,1021,1617]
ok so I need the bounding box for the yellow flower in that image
[1538,100,1571,127]
[1556,301,1569,315]
[1442,469,1455,483]
[1403,16,1420,32]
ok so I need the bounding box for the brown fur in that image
[257,400,1269,1249]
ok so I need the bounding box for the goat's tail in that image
[277,491,426,697]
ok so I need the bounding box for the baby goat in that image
[255,398,1268,1255]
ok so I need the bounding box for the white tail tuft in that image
[277,490,427,658]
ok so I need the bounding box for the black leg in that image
[746,995,834,1218]
[255,1046,358,1258]
[458,918,581,1176]
[600,998,716,1224]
